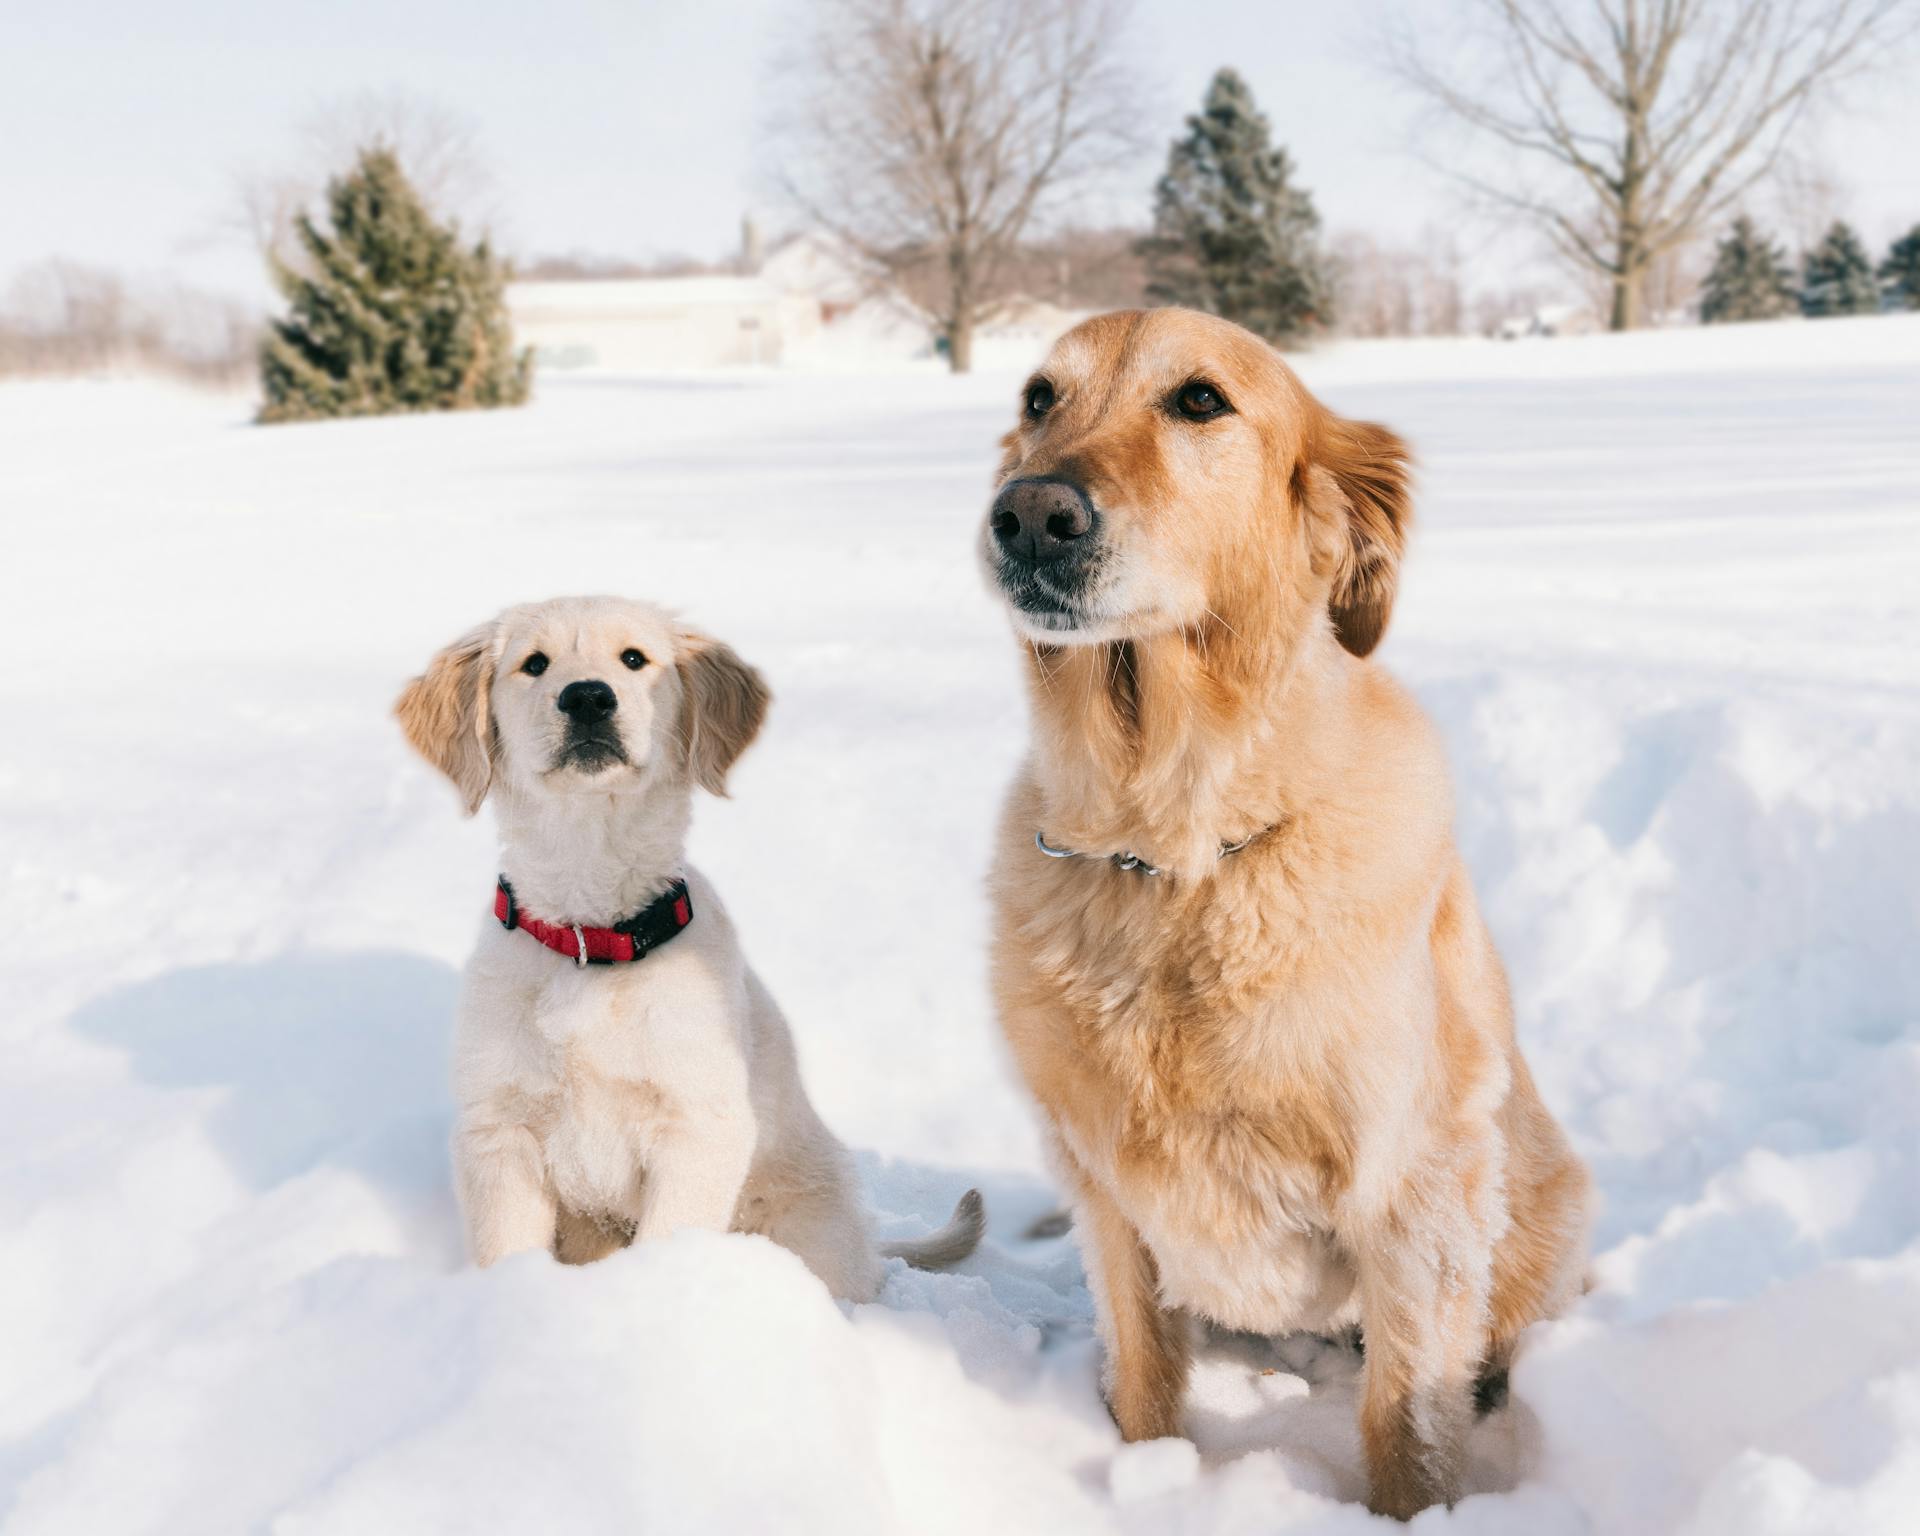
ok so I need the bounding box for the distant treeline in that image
[0,262,257,384]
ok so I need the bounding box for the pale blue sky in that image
[2,0,1912,304]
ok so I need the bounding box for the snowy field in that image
[3,314,1917,1534]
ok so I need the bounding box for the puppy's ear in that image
[1297,410,1414,657]
[675,629,770,797]
[395,621,499,815]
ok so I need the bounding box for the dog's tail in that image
[880,1189,986,1270]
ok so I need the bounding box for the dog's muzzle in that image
[550,677,629,772]
[554,731,628,772]
[989,477,1103,617]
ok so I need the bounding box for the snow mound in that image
[3,316,1917,1532]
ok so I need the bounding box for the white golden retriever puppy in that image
[396,595,982,1297]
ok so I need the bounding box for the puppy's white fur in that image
[398,595,979,1298]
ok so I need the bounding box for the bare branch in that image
[1388,0,1915,328]
[226,89,500,265]
[764,0,1142,370]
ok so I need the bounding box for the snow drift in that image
[2,313,1917,1533]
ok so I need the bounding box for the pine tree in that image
[1798,221,1881,319]
[1698,216,1796,324]
[1137,69,1331,344]
[259,147,531,423]
[1880,224,1920,311]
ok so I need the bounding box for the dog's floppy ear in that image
[395,621,499,815]
[675,628,770,797]
[1297,409,1414,658]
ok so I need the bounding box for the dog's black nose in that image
[990,478,1096,565]
[556,680,617,721]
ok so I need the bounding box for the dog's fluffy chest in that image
[1007,862,1383,1334]
[520,978,673,1215]
[457,930,741,1220]
[1135,1194,1357,1334]
[1055,1043,1361,1334]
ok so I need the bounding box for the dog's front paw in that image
[1102,1375,1185,1443]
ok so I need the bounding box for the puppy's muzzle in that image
[553,678,627,770]
[989,477,1102,613]
[557,679,617,723]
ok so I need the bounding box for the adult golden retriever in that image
[979,309,1589,1518]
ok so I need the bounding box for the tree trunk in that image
[1609,271,1641,331]
[946,243,977,373]
[947,310,974,373]
[1612,107,1647,332]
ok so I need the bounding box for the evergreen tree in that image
[259,147,530,423]
[1137,69,1331,344]
[1879,224,1920,311]
[1698,216,1796,324]
[1798,221,1881,319]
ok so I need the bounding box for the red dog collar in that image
[494,876,693,967]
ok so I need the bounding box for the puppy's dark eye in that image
[1174,381,1230,421]
[620,648,648,671]
[521,652,549,677]
[1024,379,1055,418]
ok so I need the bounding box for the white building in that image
[757,232,870,320]
[506,274,823,371]
[506,230,1084,372]
[506,230,879,372]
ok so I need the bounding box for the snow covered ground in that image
[2,313,1917,1534]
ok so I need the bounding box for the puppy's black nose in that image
[990,478,1096,565]
[556,680,617,721]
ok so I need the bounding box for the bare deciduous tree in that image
[768,0,1140,371]
[1330,227,1469,337]
[1766,150,1850,250]
[1010,225,1150,311]
[1391,0,1912,329]
[1,261,257,383]
[229,90,499,265]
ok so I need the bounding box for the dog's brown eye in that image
[1024,379,1055,418]
[521,652,549,677]
[620,648,647,671]
[1174,381,1230,421]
